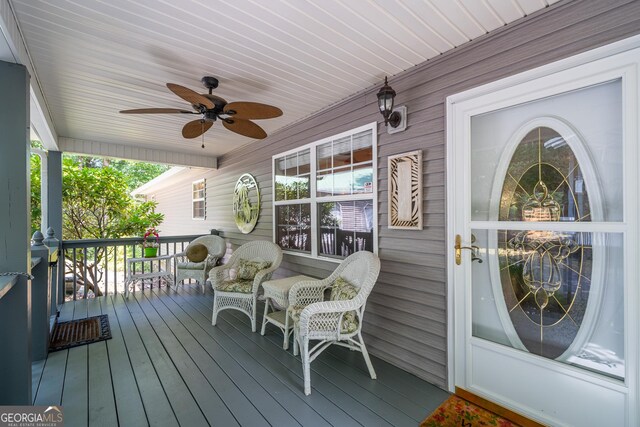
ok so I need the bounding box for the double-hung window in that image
[192,179,206,220]
[273,123,377,260]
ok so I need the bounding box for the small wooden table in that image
[124,254,174,296]
[260,275,313,350]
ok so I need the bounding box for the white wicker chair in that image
[174,235,226,292]
[288,251,381,395]
[209,240,283,332]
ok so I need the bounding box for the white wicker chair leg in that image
[283,312,290,350]
[251,297,257,332]
[260,300,269,335]
[293,328,299,356]
[212,295,218,326]
[358,331,377,379]
[303,337,311,395]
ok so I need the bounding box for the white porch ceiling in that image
[10,0,559,160]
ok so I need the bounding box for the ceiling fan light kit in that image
[119,76,282,143]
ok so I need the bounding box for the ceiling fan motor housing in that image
[201,76,219,90]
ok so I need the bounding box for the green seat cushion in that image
[236,258,272,280]
[177,261,206,270]
[186,243,208,263]
[291,277,360,334]
[289,304,305,323]
[329,277,359,334]
[216,279,253,293]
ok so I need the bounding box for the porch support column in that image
[47,150,63,308]
[0,60,32,404]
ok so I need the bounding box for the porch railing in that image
[61,235,201,300]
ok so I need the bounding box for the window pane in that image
[317,141,332,170]
[317,170,333,197]
[318,200,373,258]
[333,136,351,167]
[332,166,352,195]
[274,156,287,201]
[275,204,311,253]
[353,163,374,194]
[353,130,373,163]
[193,200,205,218]
[298,149,311,175]
[297,174,310,199]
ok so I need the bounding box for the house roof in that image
[130,166,186,196]
[5,0,559,165]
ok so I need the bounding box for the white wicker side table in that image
[260,275,313,350]
[124,254,174,296]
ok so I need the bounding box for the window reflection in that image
[276,204,311,253]
[318,200,373,258]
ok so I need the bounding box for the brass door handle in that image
[455,234,482,265]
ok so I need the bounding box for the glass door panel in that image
[471,229,624,379]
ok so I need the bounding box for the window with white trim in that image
[192,179,206,220]
[273,123,377,260]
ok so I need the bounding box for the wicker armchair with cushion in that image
[209,240,283,332]
[288,251,381,395]
[174,235,226,292]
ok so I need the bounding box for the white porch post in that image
[0,60,32,404]
[46,150,63,308]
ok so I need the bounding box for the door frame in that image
[446,34,640,425]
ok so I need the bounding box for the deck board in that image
[61,300,89,427]
[34,285,449,426]
[99,296,148,427]
[141,289,288,427]
[151,287,345,427]
[87,298,118,427]
[184,286,426,424]
[110,293,178,427]
[178,287,394,427]
[121,293,210,426]
[130,291,243,427]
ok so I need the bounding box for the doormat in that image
[420,395,520,427]
[49,314,112,352]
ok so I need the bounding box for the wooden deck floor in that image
[32,284,448,426]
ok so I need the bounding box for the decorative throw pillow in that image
[186,243,208,263]
[329,277,359,334]
[329,277,359,301]
[236,258,272,281]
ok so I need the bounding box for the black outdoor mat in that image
[49,314,112,352]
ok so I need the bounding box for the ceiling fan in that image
[120,76,282,140]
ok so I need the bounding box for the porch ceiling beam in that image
[1,1,58,150]
[58,137,218,169]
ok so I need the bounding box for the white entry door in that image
[446,37,640,427]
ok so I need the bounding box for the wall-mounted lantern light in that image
[377,76,401,128]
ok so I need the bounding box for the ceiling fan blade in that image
[223,118,267,139]
[120,108,195,114]
[182,119,213,139]
[167,83,214,109]
[223,102,283,120]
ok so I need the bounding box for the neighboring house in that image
[132,166,219,236]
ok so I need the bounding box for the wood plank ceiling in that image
[10,0,559,158]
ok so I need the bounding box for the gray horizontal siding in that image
[151,0,640,389]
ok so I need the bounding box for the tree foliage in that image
[62,158,163,239]
[107,159,170,191]
[60,156,164,296]
[30,152,42,234]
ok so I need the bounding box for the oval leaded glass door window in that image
[498,126,592,359]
